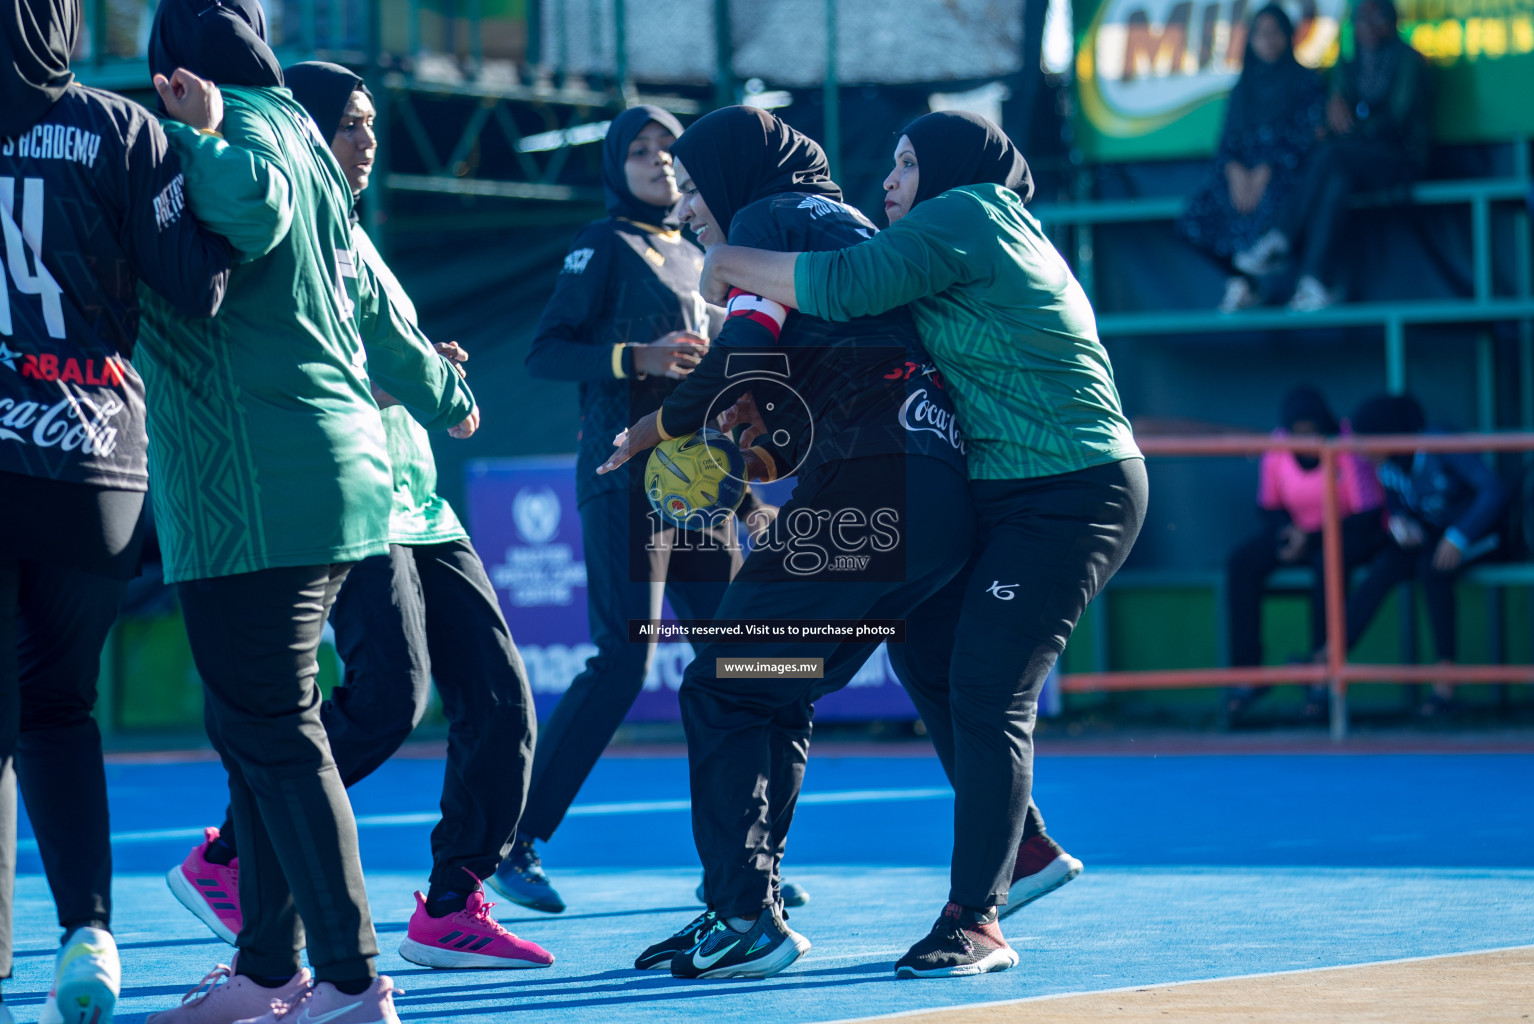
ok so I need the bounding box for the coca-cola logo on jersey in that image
[899,388,965,454]
[0,392,125,457]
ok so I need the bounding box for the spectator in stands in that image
[1225,387,1386,720]
[1343,394,1506,715]
[1234,0,1431,311]
[1177,5,1324,313]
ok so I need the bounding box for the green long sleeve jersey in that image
[795,184,1140,482]
[352,226,467,546]
[136,87,473,582]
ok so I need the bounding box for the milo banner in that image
[463,456,922,722]
[1074,0,1534,161]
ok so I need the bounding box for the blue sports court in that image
[10,746,1533,1023]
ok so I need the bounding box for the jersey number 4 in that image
[0,177,67,340]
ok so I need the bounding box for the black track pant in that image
[1279,138,1408,281]
[218,541,537,890]
[682,455,975,921]
[519,486,740,842]
[1226,512,1389,666]
[1345,527,1465,660]
[0,560,123,976]
[890,459,1147,908]
[181,565,376,987]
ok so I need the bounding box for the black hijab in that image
[148,0,282,89]
[1227,5,1311,130]
[1351,393,1425,469]
[1,0,78,137]
[1280,385,1339,435]
[900,110,1033,209]
[669,105,841,240]
[602,104,685,225]
[284,60,367,140]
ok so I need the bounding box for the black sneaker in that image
[635,910,719,970]
[669,906,810,979]
[694,871,811,908]
[895,903,1019,978]
[486,836,565,914]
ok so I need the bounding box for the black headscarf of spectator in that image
[2,0,78,137]
[149,0,282,89]
[901,109,1034,209]
[1281,385,1338,469]
[284,60,367,139]
[1227,5,1312,130]
[1351,393,1425,469]
[669,105,841,240]
[602,104,686,226]
[1281,385,1339,435]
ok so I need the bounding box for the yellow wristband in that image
[612,344,627,379]
[655,408,675,441]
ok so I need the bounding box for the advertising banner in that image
[464,456,922,722]
[1073,0,1534,162]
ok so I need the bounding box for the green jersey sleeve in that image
[353,247,476,432]
[793,189,988,321]
[160,110,294,261]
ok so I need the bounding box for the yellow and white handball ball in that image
[645,428,747,530]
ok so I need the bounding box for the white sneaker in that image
[234,976,402,1024]
[40,927,119,1024]
[1288,275,1340,312]
[147,957,310,1024]
[1218,276,1257,313]
[1232,229,1289,276]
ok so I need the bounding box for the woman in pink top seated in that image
[1225,386,1387,720]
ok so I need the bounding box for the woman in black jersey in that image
[1,0,232,1016]
[498,105,796,914]
[599,106,974,980]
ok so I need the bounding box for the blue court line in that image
[14,787,953,853]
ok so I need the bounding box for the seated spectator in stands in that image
[1233,0,1431,312]
[1343,394,1506,715]
[1225,386,1385,719]
[1177,5,1324,314]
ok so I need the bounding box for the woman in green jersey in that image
[702,111,1148,978]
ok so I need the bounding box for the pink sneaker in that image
[398,890,555,969]
[234,977,401,1024]
[147,957,309,1024]
[168,827,242,944]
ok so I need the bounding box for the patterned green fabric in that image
[353,228,467,546]
[138,87,472,582]
[795,184,1140,481]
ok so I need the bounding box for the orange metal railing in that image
[1060,432,1534,739]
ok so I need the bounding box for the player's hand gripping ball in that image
[646,428,747,530]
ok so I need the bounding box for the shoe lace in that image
[675,910,714,940]
[930,915,975,955]
[468,897,513,938]
[181,964,233,1006]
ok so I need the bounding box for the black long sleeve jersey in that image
[657,193,966,484]
[0,85,232,491]
[526,216,717,505]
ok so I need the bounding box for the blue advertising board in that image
[464,456,921,722]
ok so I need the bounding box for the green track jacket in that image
[137,86,473,582]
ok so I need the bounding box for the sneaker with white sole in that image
[1288,274,1340,312]
[40,926,119,1024]
[635,910,718,970]
[167,828,241,944]
[895,903,1018,978]
[146,957,309,1024]
[999,833,1084,920]
[669,906,809,980]
[397,890,554,969]
[1232,229,1289,277]
[1218,276,1258,314]
[232,977,401,1024]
